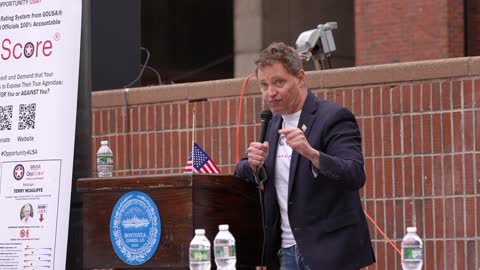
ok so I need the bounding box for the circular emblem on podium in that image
[110,191,161,265]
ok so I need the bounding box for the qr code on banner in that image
[0,105,13,131]
[18,103,36,130]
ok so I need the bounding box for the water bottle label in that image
[97,156,113,165]
[214,245,236,257]
[190,250,210,262]
[402,247,423,260]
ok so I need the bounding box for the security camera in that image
[296,29,321,58]
[295,22,338,69]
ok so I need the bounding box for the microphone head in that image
[258,109,273,143]
[260,109,273,121]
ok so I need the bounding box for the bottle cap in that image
[101,140,108,145]
[195,229,205,235]
[407,227,417,233]
[219,224,229,230]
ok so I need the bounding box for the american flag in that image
[184,142,220,174]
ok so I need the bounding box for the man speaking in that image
[235,42,375,270]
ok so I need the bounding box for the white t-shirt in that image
[275,110,301,248]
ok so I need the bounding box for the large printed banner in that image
[0,0,82,269]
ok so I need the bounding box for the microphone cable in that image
[141,64,162,85]
[123,47,150,89]
[236,74,268,268]
[235,73,267,270]
[255,174,267,268]
[122,46,152,175]
[122,87,132,175]
[235,73,256,163]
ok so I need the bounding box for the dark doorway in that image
[465,0,480,56]
[141,0,234,85]
[91,0,141,90]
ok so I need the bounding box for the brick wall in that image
[91,57,480,269]
[355,0,465,66]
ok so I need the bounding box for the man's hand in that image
[247,141,269,171]
[278,128,320,169]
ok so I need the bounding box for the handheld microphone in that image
[259,109,273,143]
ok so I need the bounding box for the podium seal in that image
[110,191,161,265]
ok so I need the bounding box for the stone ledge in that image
[92,56,480,108]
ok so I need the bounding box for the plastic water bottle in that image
[189,229,211,270]
[96,140,113,177]
[213,224,236,270]
[401,227,423,270]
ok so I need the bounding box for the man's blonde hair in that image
[254,42,303,76]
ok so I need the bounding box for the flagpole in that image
[191,107,196,172]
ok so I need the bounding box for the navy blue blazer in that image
[235,90,375,270]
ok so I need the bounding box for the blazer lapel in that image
[287,90,317,198]
[265,115,282,178]
[264,115,282,221]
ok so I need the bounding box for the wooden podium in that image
[77,174,263,269]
